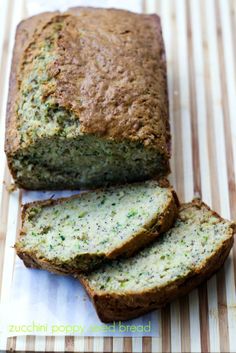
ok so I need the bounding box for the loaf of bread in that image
[15,180,178,273]
[79,200,235,322]
[5,7,170,190]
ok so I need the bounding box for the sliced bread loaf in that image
[79,200,235,322]
[15,180,178,273]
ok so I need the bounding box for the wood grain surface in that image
[0,0,236,352]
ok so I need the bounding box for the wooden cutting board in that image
[0,0,236,352]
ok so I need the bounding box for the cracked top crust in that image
[6,7,170,155]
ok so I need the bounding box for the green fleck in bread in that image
[5,8,170,190]
[15,180,178,273]
[79,200,235,322]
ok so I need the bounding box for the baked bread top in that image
[6,8,169,156]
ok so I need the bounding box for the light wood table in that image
[0,0,236,352]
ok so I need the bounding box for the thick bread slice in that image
[79,200,235,322]
[15,180,178,273]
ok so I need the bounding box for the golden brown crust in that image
[79,200,235,322]
[48,9,170,151]
[15,180,179,274]
[5,7,170,188]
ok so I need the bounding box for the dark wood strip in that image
[25,335,36,352]
[161,306,171,353]
[6,336,16,352]
[65,336,74,352]
[103,337,113,353]
[142,337,151,353]
[84,337,93,352]
[123,337,132,353]
[45,336,55,352]
[179,297,190,353]
[198,284,210,353]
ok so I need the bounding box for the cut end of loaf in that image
[8,135,170,190]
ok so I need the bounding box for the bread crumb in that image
[6,183,17,193]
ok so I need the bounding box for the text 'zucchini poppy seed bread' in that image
[5,7,170,189]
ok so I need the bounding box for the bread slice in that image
[79,200,235,322]
[15,180,178,273]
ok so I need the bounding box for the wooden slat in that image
[6,337,16,352]
[54,336,65,352]
[161,306,171,353]
[113,338,123,353]
[103,337,113,353]
[215,1,236,352]
[0,0,13,112]
[84,337,94,353]
[0,168,11,296]
[200,1,230,352]
[142,337,151,353]
[132,337,142,353]
[186,0,202,199]
[198,284,210,353]
[65,336,74,352]
[26,336,36,352]
[34,336,46,352]
[123,337,132,353]
[217,269,230,353]
[189,290,201,353]
[15,336,27,352]
[180,297,190,353]
[74,337,85,352]
[45,336,55,352]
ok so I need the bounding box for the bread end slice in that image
[79,200,235,322]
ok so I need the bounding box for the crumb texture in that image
[16,180,175,271]
[85,202,234,292]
